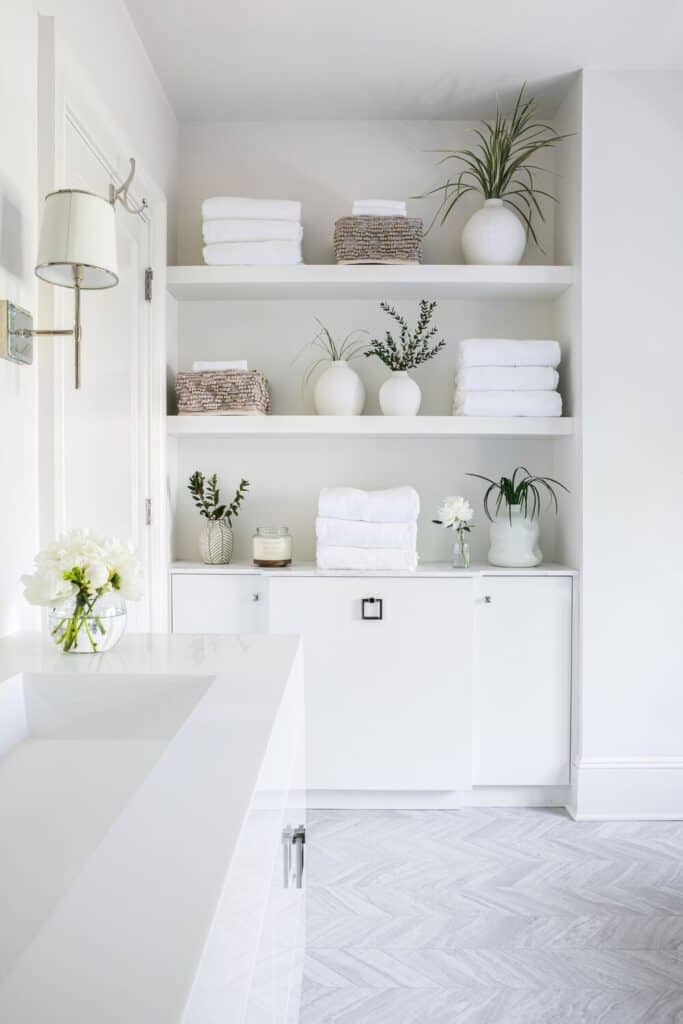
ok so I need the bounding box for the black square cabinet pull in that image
[361,597,383,621]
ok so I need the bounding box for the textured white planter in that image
[313,360,365,415]
[461,198,527,266]
[379,371,421,416]
[487,505,542,567]
[200,520,234,564]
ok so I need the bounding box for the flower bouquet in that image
[22,528,143,653]
[433,496,474,568]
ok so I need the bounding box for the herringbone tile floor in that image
[300,808,683,1023]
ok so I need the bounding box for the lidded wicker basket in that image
[333,216,423,265]
[176,369,271,415]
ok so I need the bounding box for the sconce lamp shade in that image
[35,189,118,289]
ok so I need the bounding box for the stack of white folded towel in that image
[316,487,419,571]
[202,197,303,266]
[351,199,407,217]
[454,339,563,417]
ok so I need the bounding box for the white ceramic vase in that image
[379,370,421,416]
[461,198,527,266]
[487,505,542,567]
[314,360,365,416]
[200,520,234,564]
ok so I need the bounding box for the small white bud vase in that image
[379,370,421,416]
[313,360,365,415]
[461,198,527,266]
[200,520,234,564]
[487,505,542,567]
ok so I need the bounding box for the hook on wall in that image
[109,158,148,215]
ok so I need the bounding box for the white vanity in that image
[0,634,305,1023]
[171,563,575,806]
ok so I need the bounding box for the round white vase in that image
[313,360,365,416]
[487,505,542,567]
[200,520,234,564]
[461,198,527,266]
[379,371,421,416]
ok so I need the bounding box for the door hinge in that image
[145,498,152,526]
[144,267,153,302]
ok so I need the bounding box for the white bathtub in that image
[0,634,305,1023]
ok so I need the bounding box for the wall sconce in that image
[0,159,146,389]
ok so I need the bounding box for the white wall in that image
[175,119,556,266]
[0,1,176,637]
[575,70,683,815]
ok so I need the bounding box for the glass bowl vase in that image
[48,593,127,654]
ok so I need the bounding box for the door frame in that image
[37,16,169,630]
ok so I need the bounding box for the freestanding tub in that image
[0,634,305,1023]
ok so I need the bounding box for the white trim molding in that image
[307,787,571,811]
[570,757,683,820]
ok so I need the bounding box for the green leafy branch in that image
[188,471,250,524]
[365,300,446,371]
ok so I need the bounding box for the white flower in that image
[87,560,110,590]
[436,495,474,529]
[21,569,76,607]
[22,529,143,607]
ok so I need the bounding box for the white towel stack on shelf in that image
[316,487,419,571]
[454,339,563,417]
[351,199,407,217]
[202,197,303,265]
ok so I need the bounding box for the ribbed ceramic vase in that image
[487,505,542,567]
[200,520,234,564]
[461,198,527,265]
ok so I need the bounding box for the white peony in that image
[436,495,474,529]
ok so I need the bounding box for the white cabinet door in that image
[474,576,572,786]
[171,574,268,634]
[270,576,472,791]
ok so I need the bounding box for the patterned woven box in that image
[333,216,423,265]
[176,370,271,415]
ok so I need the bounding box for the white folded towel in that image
[203,241,302,266]
[191,360,248,372]
[316,517,417,550]
[453,390,563,417]
[202,197,302,222]
[316,546,418,572]
[352,200,407,217]
[459,339,561,368]
[202,219,303,244]
[318,486,420,524]
[456,366,559,391]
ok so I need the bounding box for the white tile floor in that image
[300,809,683,1023]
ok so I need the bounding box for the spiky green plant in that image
[295,318,369,386]
[418,85,573,249]
[365,300,446,371]
[468,466,568,522]
[188,471,249,524]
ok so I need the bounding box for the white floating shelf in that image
[166,264,574,301]
[167,415,574,439]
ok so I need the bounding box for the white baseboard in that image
[306,787,570,811]
[570,757,683,820]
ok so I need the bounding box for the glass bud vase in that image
[452,532,471,569]
[48,593,127,654]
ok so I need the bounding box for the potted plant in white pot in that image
[366,299,446,415]
[468,467,568,567]
[298,317,368,415]
[418,86,572,265]
[188,471,249,565]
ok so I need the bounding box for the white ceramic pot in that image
[379,371,421,416]
[200,520,234,564]
[461,198,527,266]
[313,360,365,416]
[487,505,542,567]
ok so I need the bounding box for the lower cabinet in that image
[269,576,473,792]
[474,576,572,786]
[171,573,268,633]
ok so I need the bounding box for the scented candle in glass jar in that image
[252,527,292,567]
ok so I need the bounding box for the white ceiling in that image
[125,0,683,121]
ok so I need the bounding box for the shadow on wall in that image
[0,183,25,280]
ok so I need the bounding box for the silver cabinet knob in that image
[483,595,492,604]
[251,593,261,602]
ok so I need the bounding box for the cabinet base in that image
[307,786,571,811]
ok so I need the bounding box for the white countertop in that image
[171,560,577,577]
[0,633,302,1022]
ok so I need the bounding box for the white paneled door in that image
[54,115,152,630]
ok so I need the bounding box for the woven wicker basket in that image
[333,216,423,265]
[176,370,271,415]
